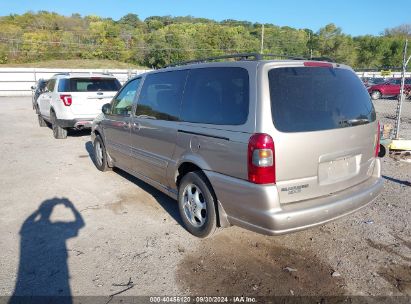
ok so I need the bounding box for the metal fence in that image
[355,72,411,141]
[0,68,409,140]
[0,68,149,96]
[372,98,411,140]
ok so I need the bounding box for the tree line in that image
[0,11,410,69]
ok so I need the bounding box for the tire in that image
[38,114,47,127]
[178,171,218,238]
[93,135,111,172]
[51,112,67,139]
[378,144,386,158]
[371,90,381,100]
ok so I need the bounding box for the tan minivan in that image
[91,54,383,238]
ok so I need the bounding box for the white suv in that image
[36,73,121,139]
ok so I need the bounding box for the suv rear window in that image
[268,67,376,132]
[58,78,121,92]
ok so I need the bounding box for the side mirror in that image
[102,103,111,115]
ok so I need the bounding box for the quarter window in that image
[136,70,188,121]
[47,79,56,92]
[180,67,249,125]
[111,78,141,116]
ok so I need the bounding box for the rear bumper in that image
[205,159,383,235]
[56,118,94,129]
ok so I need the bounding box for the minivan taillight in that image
[375,121,380,158]
[60,94,72,106]
[248,133,275,184]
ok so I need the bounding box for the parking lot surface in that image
[0,97,410,298]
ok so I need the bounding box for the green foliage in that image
[0,11,409,70]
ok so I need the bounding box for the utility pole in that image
[394,39,410,139]
[308,32,313,59]
[260,24,265,54]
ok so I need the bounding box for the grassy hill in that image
[0,59,146,69]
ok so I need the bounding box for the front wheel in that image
[178,171,218,238]
[371,90,381,100]
[93,135,111,172]
[51,112,67,139]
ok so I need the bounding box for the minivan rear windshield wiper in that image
[339,118,370,127]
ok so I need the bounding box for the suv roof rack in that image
[165,53,334,68]
[52,72,70,76]
[52,72,115,77]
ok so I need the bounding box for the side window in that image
[47,79,56,92]
[58,79,68,92]
[180,67,249,125]
[136,70,188,121]
[110,78,141,116]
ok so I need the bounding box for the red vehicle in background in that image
[367,78,411,100]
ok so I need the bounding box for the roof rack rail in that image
[165,53,261,68]
[52,72,115,77]
[259,53,306,60]
[52,72,70,76]
[164,53,335,68]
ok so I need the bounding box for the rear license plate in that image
[318,155,359,184]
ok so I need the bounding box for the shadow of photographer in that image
[10,198,85,304]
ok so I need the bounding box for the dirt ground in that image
[0,97,410,300]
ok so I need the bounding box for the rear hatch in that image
[59,77,121,116]
[267,64,378,204]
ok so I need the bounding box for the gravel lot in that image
[0,97,410,300]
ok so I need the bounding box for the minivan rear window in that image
[268,67,376,132]
[58,78,121,92]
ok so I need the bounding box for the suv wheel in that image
[93,135,111,172]
[38,114,47,127]
[51,112,67,139]
[371,90,381,100]
[178,171,218,238]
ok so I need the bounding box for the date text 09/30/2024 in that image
[149,296,257,303]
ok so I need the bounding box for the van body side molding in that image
[177,129,230,141]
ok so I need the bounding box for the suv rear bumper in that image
[56,118,94,129]
[205,159,383,235]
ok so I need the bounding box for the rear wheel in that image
[51,112,67,139]
[37,114,47,127]
[93,135,111,172]
[371,90,381,100]
[178,171,218,238]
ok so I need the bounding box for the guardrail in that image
[0,68,150,96]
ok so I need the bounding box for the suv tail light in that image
[60,94,72,106]
[248,133,276,184]
[375,121,380,158]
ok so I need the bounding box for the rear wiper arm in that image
[339,118,370,126]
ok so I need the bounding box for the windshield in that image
[268,67,376,132]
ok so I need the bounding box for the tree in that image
[0,11,408,69]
